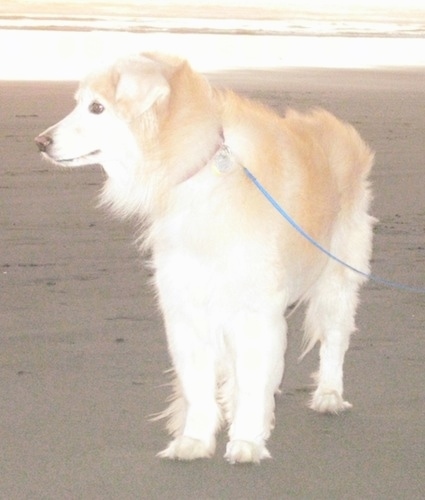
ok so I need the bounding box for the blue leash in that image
[243,166,425,294]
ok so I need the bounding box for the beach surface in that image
[1,68,424,498]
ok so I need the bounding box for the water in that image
[1,4,425,79]
[1,15,425,38]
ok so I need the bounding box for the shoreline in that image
[2,29,425,81]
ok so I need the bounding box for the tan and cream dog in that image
[35,53,374,463]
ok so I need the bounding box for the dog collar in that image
[211,143,234,175]
[179,129,234,183]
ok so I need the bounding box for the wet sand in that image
[1,68,424,498]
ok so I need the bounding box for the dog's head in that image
[34,53,181,169]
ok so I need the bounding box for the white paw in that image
[157,436,215,461]
[310,389,352,414]
[224,440,271,464]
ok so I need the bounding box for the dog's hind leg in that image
[303,209,374,413]
[224,308,286,463]
[304,271,359,413]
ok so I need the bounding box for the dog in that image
[35,53,374,463]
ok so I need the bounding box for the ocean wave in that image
[1,16,425,38]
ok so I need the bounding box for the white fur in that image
[36,53,375,463]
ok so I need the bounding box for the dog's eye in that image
[89,101,105,114]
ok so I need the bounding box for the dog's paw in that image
[310,389,352,414]
[157,436,215,461]
[224,440,271,464]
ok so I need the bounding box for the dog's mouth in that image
[49,149,101,165]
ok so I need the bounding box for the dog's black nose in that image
[35,135,53,153]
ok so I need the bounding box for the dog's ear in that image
[115,63,170,116]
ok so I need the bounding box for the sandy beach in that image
[1,67,424,498]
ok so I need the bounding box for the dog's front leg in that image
[224,309,286,464]
[157,316,221,460]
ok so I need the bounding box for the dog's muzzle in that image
[35,134,53,153]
